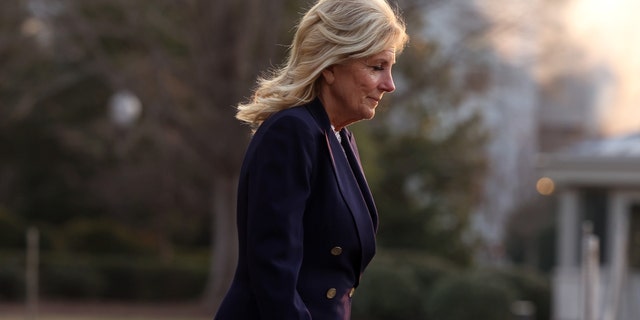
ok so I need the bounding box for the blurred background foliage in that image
[0,0,551,319]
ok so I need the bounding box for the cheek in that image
[362,74,380,90]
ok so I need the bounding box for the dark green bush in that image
[0,252,208,302]
[0,208,25,249]
[62,219,155,255]
[353,262,424,319]
[353,249,551,320]
[426,271,517,320]
[491,267,551,320]
[388,250,458,289]
[97,258,207,300]
[0,259,25,301]
[352,249,459,320]
[41,260,106,298]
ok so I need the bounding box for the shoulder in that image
[243,104,322,170]
[247,105,317,153]
[255,104,322,138]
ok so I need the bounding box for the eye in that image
[370,65,385,71]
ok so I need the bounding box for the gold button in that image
[330,246,343,256]
[326,288,337,299]
[349,287,355,298]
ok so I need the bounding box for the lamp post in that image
[109,90,142,128]
[108,90,142,158]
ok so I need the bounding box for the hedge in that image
[352,249,458,320]
[0,252,208,302]
[426,271,517,320]
[352,249,551,320]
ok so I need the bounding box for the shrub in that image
[389,250,458,290]
[62,219,155,255]
[352,249,459,320]
[426,271,517,320]
[0,207,25,249]
[491,267,551,320]
[97,257,207,300]
[36,253,208,301]
[353,250,551,320]
[353,262,424,319]
[0,258,25,301]
[41,260,106,298]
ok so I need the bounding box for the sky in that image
[464,0,640,247]
[566,0,640,136]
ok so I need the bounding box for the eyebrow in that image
[368,57,396,65]
[373,51,396,64]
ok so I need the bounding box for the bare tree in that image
[6,0,292,309]
[181,0,290,308]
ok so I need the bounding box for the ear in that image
[321,66,336,85]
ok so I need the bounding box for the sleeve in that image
[245,115,315,320]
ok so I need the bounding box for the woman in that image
[214,0,408,319]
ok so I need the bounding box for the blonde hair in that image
[236,0,409,130]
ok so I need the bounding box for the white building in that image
[422,0,640,318]
[539,133,640,320]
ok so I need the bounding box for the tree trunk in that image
[203,172,239,311]
[196,0,288,310]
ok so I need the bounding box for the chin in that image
[364,110,376,120]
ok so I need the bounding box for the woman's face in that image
[320,49,397,129]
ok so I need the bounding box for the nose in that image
[380,70,396,93]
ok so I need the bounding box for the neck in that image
[318,93,352,132]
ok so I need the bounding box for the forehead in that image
[367,49,396,63]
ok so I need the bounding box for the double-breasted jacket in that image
[214,98,378,320]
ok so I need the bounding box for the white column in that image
[558,188,580,269]
[602,191,629,320]
[581,223,600,320]
[554,188,581,320]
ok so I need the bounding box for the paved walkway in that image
[0,301,212,319]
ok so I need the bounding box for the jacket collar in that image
[306,98,332,132]
[305,98,379,276]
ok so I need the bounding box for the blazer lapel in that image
[324,131,376,275]
[306,99,377,275]
[340,129,378,231]
[308,99,378,272]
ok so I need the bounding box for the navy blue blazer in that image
[214,98,378,320]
